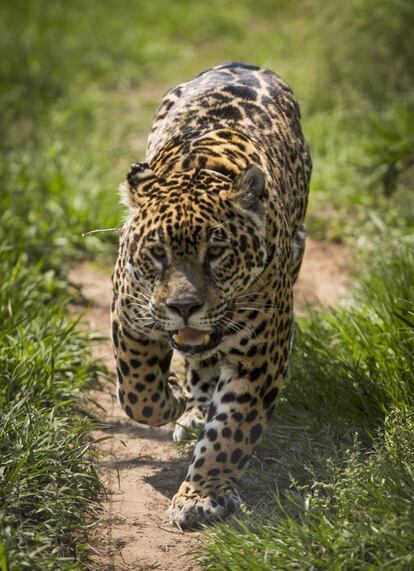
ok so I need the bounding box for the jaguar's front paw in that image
[173,411,205,442]
[167,484,242,529]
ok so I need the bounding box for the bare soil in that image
[68,237,348,570]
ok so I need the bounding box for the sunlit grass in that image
[201,412,414,570]
[0,250,105,569]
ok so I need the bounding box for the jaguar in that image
[111,62,312,528]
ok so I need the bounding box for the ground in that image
[68,237,348,571]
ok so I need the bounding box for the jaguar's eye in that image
[206,244,226,262]
[150,245,167,261]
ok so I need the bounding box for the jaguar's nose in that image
[166,298,204,319]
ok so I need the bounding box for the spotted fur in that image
[111,62,312,528]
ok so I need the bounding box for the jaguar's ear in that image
[233,165,265,213]
[120,162,158,208]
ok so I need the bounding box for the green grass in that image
[0,250,105,569]
[200,411,414,570]
[290,247,414,430]
[1,0,413,567]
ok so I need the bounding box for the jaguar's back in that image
[147,62,311,236]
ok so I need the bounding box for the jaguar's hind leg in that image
[291,223,307,284]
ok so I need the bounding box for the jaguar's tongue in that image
[173,327,211,346]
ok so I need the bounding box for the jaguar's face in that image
[122,163,267,355]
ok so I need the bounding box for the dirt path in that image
[68,238,348,571]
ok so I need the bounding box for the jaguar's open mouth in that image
[168,327,222,355]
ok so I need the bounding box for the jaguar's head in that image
[121,162,268,356]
